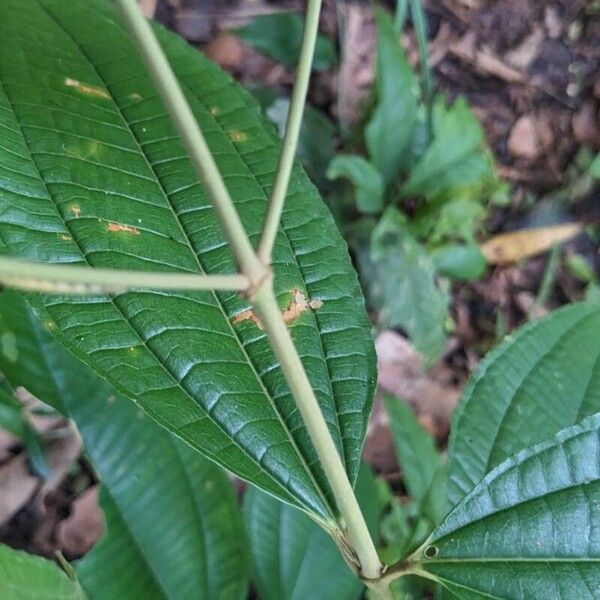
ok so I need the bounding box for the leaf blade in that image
[414,414,600,599]
[0,290,249,600]
[446,302,600,508]
[0,0,375,521]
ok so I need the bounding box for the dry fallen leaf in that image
[481,223,582,266]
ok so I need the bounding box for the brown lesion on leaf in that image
[106,222,140,236]
[232,287,323,329]
[64,77,111,100]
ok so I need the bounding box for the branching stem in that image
[0,257,249,294]
[257,0,323,264]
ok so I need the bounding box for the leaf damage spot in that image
[233,288,323,329]
[128,92,143,101]
[106,222,140,236]
[58,233,72,241]
[210,106,220,116]
[228,130,248,143]
[65,77,111,100]
[69,205,82,218]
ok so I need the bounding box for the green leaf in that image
[244,465,379,600]
[402,97,490,198]
[366,9,419,183]
[235,12,334,71]
[327,155,384,214]
[383,393,441,506]
[0,544,87,600]
[446,302,600,508]
[590,153,600,178]
[430,244,487,281]
[267,98,336,189]
[0,0,376,522]
[413,414,600,599]
[369,208,449,363]
[0,290,249,600]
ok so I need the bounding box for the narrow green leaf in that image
[0,0,376,521]
[327,155,384,214]
[590,153,600,178]
[383,393,441,505]
[366,9,418,183]
[413,414,600,599]
[369,208,449,363]
[235,12,334,71]
[0,544,87,600]
[0,291,249,600]
[402,97,489,198]
[244,465,380,600]
[447,302,600,508]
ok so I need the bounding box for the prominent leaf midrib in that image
[166,68,347,469]
[166,53,360,471]
[27,0,334,518]
[424,558,600,564]
[483,310,600,473]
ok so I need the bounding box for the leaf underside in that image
[0,0,376,521]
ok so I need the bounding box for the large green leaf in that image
[366,9,418,184]
[412,413,600,599]
[447,302,600,508]
[0,544,87,600]
[0,0,376,522]
[244,465,380,600]
[0,290,249,600]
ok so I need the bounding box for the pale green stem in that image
[116,0,388,591]
[0,257,249,295]
[257,0,323,264]
[115,0,266,284]
[251,280,384,581]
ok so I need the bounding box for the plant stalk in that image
[0,257,249,295]
[116,0,266,285]
[257,0,323,264]
[251,280,384,581]
[116,0,388,591]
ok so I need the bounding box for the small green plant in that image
[0,2,599,600]
[328,8,508,363]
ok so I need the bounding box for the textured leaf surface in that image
[447,302,600,507]
[0,544,86,600]
[0,291,249,600]
[0,0,376,520]
[414,414,600,599]
[244,465,379,600]
[366,9,418,183]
